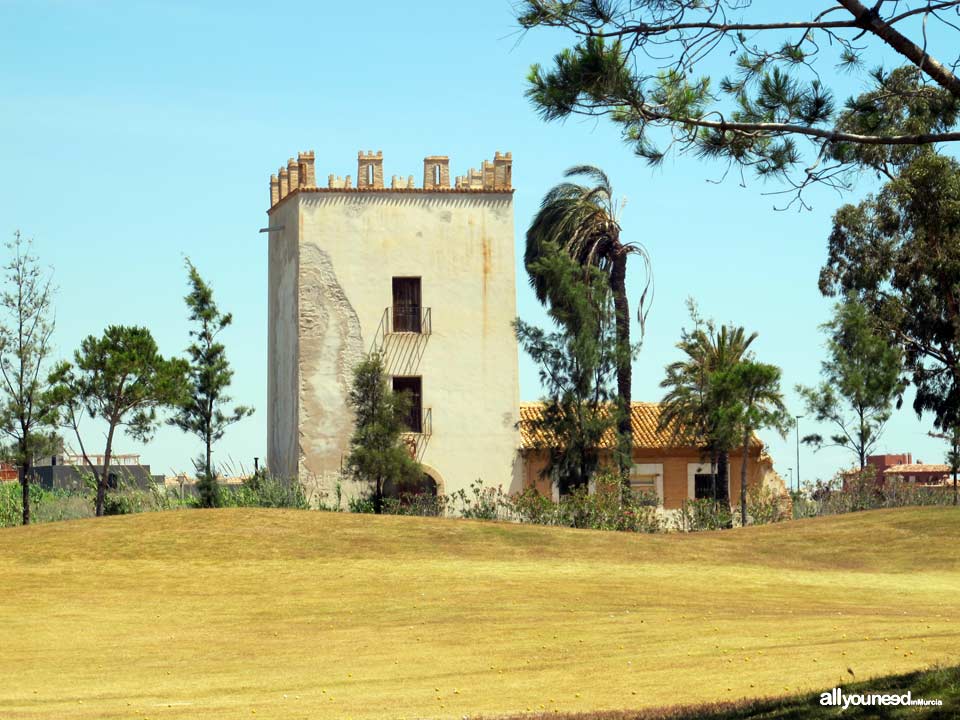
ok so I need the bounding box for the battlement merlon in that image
[267,150,513,209]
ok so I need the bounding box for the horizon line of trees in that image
[0,236,254,523]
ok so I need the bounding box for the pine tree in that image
[169,259,253,507]
[345,354,421,514]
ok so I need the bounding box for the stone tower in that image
[266,149,521,501]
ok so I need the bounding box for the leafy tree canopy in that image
[820,152,960,432]
[797,295,905,469]
[49,325,189,516]
[518,1,960,205]
[516,250,619,494]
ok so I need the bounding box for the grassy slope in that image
[0,507,958,719]
[489,664,960,719]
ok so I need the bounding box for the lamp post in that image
[795,415,804,493]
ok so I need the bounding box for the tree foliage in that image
[49,326,189,517]
[820,152,960,432]
[518,1,960,205]
[526,165,652,479]
[516,251,619,495]
[169,259,253,507]
[712,360,789,525]
[345,354,421,514]
[658,301,756,502]
[797,295,905,469]
[0,232,58,525]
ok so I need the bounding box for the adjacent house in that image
[518,402,788,509]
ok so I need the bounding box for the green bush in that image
[348,496,376,514]
[451,479,509,520]
[793,469,958,518]
[222,471,309,509]
[745,483,790,526]
[677,498,732,532]
[510,473,663,533]
[382,492,448,517]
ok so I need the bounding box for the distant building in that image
[32,454,163,491]
[842,453,952,489]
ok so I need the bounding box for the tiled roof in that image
[884,463,951,475]
[518,401,763,451]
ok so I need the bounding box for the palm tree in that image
[526,166,653,482]
[658,302,756,503]
[713,360,789,526]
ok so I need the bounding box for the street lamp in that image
[795,415,805,493]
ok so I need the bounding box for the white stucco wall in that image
[267,190,522,502]
[266,201,300,480]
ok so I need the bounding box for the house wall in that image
[267,176,522,502]
[521,447,782,509]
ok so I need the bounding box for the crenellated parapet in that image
[268,149,513,208]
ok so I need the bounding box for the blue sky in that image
[1,0,954,484]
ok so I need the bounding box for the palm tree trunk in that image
[609,253,632,489]
[740,432,749,527]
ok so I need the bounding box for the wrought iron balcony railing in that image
[387,306,432,335]
[400,407,432,436]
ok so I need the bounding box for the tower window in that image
[392,376,423,433]
[392,277,421,332]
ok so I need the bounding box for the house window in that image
[694,473,729,502]
[392,277,421,333]
[392,376,422,433]
[629,463,664,503]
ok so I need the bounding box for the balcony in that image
[400,407,432,436]
[400,408,432,461]
[387,306,432,335]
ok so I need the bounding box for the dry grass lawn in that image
[1,506,958,719]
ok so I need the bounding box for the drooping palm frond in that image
[525,165,653,333]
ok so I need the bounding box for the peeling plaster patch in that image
[298,244,364,484]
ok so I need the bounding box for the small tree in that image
[345,353,421,514]
[516,251,619,495]
[659,301,756,505]
[49,326,189,516]
[713,360,789,526]
[0,232,58,525]
[168,259,253,507]
[797,296,905,471]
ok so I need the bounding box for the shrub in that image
[348,496,376,514]
[223,471,309,509]
[678,498,732,532]
[382,492,448,517]
[745,483,790,525]
[451,479,509,520]
[510,473,663,533]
